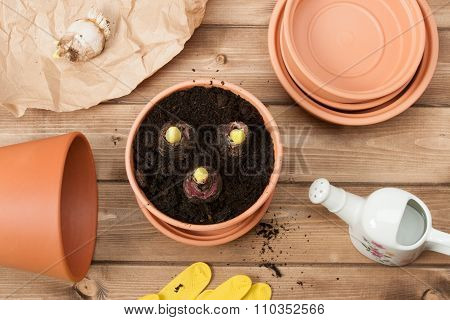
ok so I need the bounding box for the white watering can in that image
[309,178,450,266]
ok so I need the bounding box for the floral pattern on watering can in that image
[359,237,396,265]
[351,236,395,266]
[350,230,425,266]
[349,229,400,266]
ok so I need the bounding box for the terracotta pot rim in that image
[268,0,439,126]
[126,80,283,232]
[138,194,273,246]
[283,0,426,102]
[57,132,98,282]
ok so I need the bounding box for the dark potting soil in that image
[260,263,283,278]
[133,86,274,224]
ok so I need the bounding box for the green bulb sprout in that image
[165,126,182,144]
[193,167,209,184]
[158,122,195,159]
[184,167,222,203]
[219,122,249,157]
[229,128,246,145]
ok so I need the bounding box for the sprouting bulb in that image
[158,122,195,159]
[183,167,222,203]
[218,121,249,157]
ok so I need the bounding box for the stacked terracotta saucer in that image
[269,0,439,126]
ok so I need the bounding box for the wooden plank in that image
[431,1,450,29]
[203,0,450,29]
[277,105,450,184]
[1,264,448,300]
[203,0,276,26]
[110,27,450,106]
[92,182,450,265]
[114,26,289,105]
[1,105,449,184]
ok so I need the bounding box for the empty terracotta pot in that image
[0,132,98,282]
[126,80,283,244]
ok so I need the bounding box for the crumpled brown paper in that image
[0,0,208,116]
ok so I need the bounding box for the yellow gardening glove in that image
[139,262,212,300]
[196,282,272,300]
[139,293,160,300]
[242,283,272,300]
[139,262,272,300]
[197,283,272,300]
[196,275,252,300]
[142,282,272,301]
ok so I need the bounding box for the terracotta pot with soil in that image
[126,80,282,246]
[0,132,98,281]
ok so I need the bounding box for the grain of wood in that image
[115,26,289,104]
[92,182,450,265]
[204,0,450,29]
[1,105,449,183]
[1,264,448,300]
[204,0,276,26]
[106,27,450,106]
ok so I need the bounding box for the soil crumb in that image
[255,217,288,255]
[174,284,184,293]
[255,216,290,279]
[261,263,282,278]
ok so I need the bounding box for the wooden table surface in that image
[0,0,449,300]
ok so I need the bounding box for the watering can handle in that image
[426,228,450,256]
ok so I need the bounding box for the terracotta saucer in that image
[268,0,438,126]
[138,195,273,246]
[280,24,411,111]
[137,198,250,241]
[283,0,426,103]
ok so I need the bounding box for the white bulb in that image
[54,8,110,62]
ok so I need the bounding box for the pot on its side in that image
[0,132,98,282]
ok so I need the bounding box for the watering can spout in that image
[309,178,364,226]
